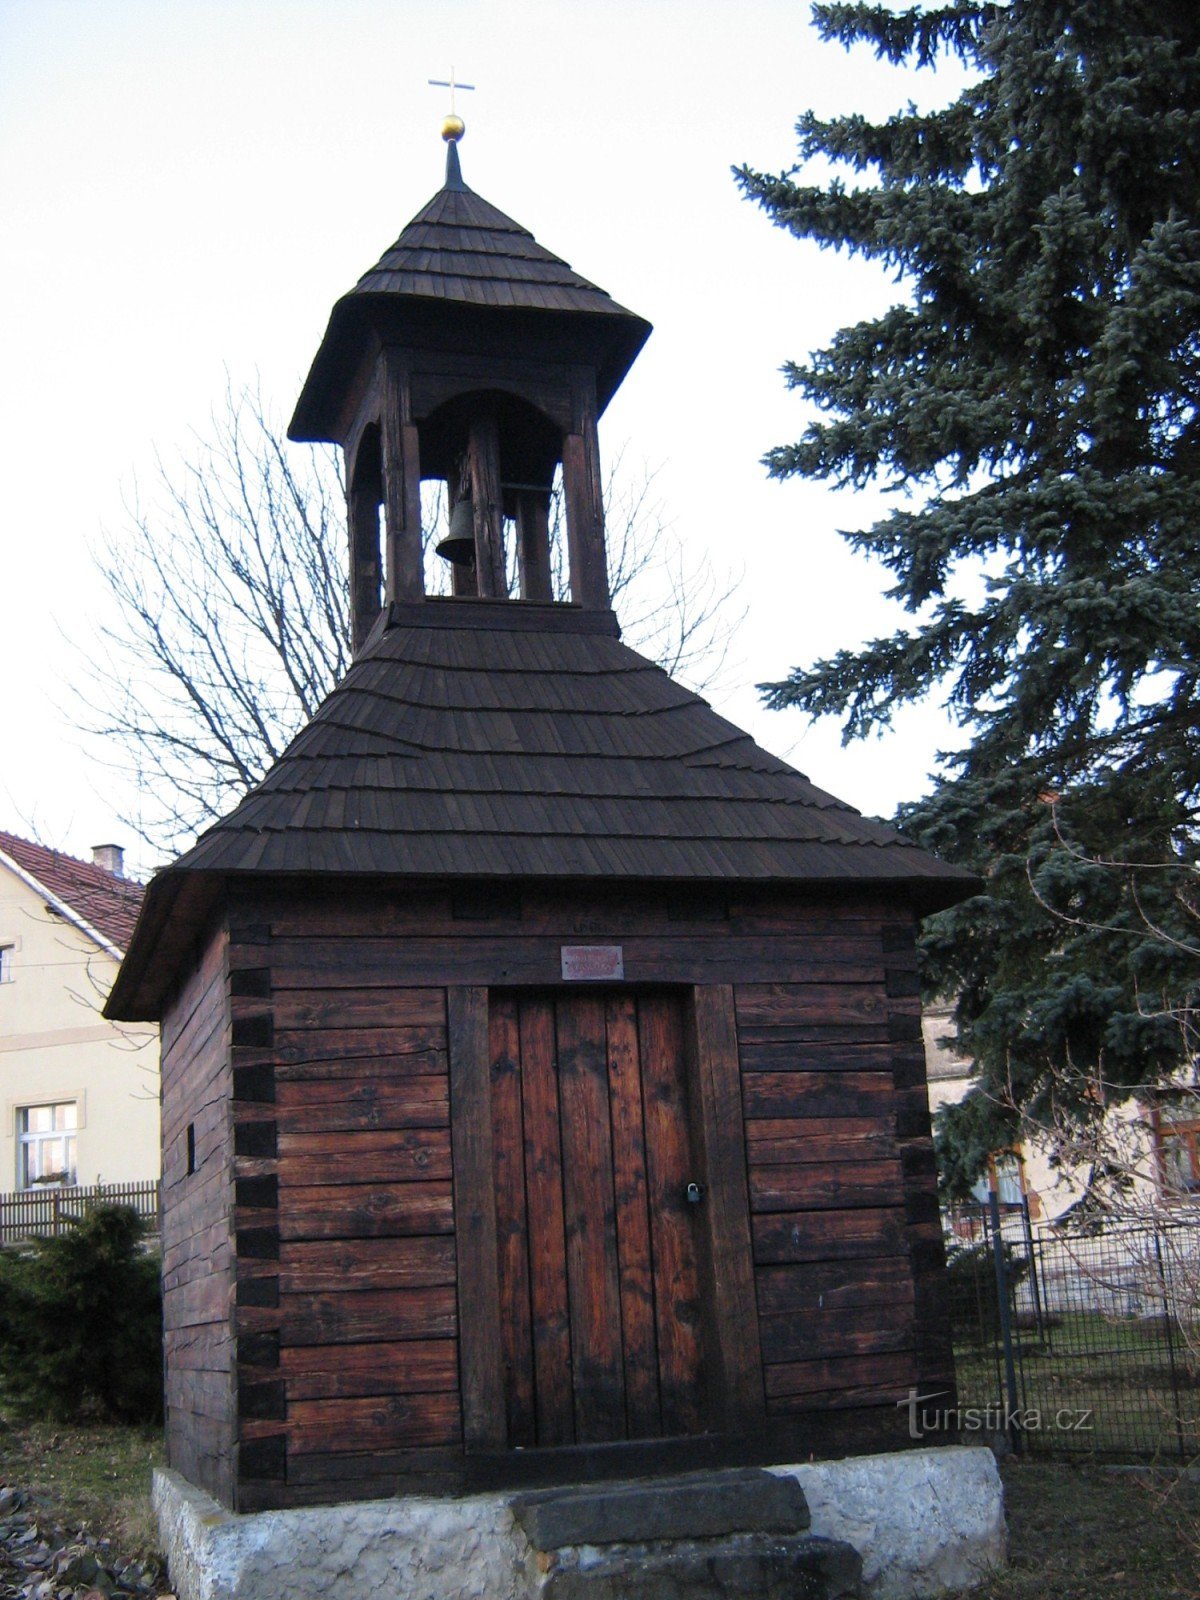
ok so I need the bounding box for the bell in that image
[436,499,476,567]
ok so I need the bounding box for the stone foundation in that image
[153,1446,1004,1600]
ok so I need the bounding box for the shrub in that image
[944,1235,1031,1345]
[0,1204,162,1423]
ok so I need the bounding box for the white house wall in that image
[0,860,158,1189]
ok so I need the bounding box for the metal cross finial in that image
[428,68,476,116]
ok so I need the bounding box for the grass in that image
[960,1459,1200,1599]
[0,1406,165,1562]
[954,1309,1200,1456]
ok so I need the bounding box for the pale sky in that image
[0,0,969,878]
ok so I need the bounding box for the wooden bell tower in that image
[108,128,974,1514]
[289,126,647,645]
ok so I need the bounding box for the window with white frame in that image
[0,945,12,983]
[17,1102,78,1188]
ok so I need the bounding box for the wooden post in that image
[688,985,766,1428]
[468,414,508,597]
[382,350,424,601]
[347,479,383,652]
[448,987,506,1449]
[563,369,610,608]
[515,489,553,601]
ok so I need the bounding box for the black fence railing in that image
[945,1200,1200,1458]
[0,1179,160,1244]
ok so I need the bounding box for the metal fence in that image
[0,1179,160,1244]
[945,1198,1200,1458]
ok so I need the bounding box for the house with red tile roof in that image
[0,832,158,1197]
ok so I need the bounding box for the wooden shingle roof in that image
[108,603,975,1015]
[289,153,651,441]
[353,181,641,319]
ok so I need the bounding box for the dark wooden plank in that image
[605,993,662,1438]
[281,1339,458,1400]
[273,989,446,1028]
[759,1301,915,1363]
[752,1207,908,1264]
[284,1443,462,1486]
[284,1286,456,1346]
[288,1391,461,1454]
[490,993,535,1447]
[763,1349,920,1401]
[264,936,920,993]
[735,983,889,1026]
[639,993,705,1436]
[274,1027,445,1065]
[690,985,765,1428]
[519,995,573,1447]
[737,1040,896,1070]
[557,993,626,1441]
[755,1258,915,1316]
[742,1071,895,1120]
[281,1182,454,1240]
[277,1128,451,1184]
[279,1237,455,1293]
[749,1159,905,1213]
[276,1077,449,1132]
[276,1050,446,1082]
[744,1117,896,1165]
[448,987,506,1450]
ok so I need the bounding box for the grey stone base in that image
[153,1445,1005,1600]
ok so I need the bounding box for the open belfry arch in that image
[107,121,976,1515]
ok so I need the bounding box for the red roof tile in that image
[0,832,144,952]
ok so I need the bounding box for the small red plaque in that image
[561,945,625,981]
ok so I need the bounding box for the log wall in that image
[170,883,953,1510]
[160,924,234,1504]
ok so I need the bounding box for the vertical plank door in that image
[489,985,713,1452]
[489,989,709,1448]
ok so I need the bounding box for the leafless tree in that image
[75,385,741,860]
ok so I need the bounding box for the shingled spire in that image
[289,130,650,645]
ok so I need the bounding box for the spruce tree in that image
[737,2,1200,1193]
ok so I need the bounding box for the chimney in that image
[92,843,124,877]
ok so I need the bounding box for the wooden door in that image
[488,989,709,1448]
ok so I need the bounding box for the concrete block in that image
[774,1447,1006,1599]
[152,1469,528,1600]
[154,1444,1005,1600]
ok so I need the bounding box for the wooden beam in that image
[563,368,609,608]
[382,350,424,601]
[690,985,766,1428]
[467,414,507,597]
[516,490,553,601]
[447,987,506,1449]
[347,481,382,652]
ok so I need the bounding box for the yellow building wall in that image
[923,1001,1166,1219]
[0,861,159,1190]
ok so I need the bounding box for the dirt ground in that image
[960,1458,1200,1599]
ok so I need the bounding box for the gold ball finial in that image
[442,113,465,142]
